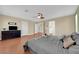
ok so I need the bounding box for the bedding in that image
[27,36,69,54]
[63,36,75,49]
[71,32,79,45]
[25,35,79,54]
[69,45,79,54]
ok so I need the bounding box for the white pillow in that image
[63,36,75,49]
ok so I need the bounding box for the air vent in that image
[25,10,28,12]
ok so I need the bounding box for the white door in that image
[21,21,28,36]
[35,23,42,33]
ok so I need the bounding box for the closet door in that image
[21,21,28,36]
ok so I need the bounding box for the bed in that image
[24,34,79,54]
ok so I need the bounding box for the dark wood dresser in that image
[1,30,21,40]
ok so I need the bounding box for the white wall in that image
[76,7,79,32]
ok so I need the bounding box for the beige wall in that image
[54,15,75,35]
[0,15,35,36]
[0,16,21,31]
[43,15,75,36]
[0,15,75,36]
[32,15,75,36]
[28,21,35,35]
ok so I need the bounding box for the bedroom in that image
[0,5,79,54]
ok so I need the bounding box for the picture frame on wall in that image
[8,22,16,25]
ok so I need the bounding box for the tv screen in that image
[9,26,17,30]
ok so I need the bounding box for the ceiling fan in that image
[32,13,45,19]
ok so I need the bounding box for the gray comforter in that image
[27,36,79,54]
[27,36,68,54]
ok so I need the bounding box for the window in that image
[48,21,55,35]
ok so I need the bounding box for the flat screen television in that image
[9,26,17,30]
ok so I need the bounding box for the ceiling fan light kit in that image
[33,13,45,19]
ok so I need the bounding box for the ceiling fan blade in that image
[32,13,45,19]
[40,17,44,19]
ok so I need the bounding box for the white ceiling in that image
[0,5,78,22]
